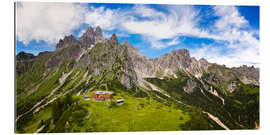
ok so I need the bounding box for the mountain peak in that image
[122,40,142,56]
[16,51,35,62]
[111,33,117,40]
[109,33,119,45]
[95,26,104,43]
[79,26,104,48]
[86,26,95,35]
[171,49,190,57]
[56,35,77,49]
[80,26,95,48]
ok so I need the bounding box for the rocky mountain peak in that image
[95,26,104,42]
[233,65,259,83]
[109,33,119,45]
[16,51,35,62]
[79,26,104,49]
[198,58,211,67]
[79,26,95,49]
[56,35,77,49]
[84,26,95,37]
[171,49,190,57]
[64,35,76,42]
[199,58,208,63]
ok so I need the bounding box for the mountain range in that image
[16,26,259,133]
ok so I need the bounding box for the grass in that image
[22,106,52,133]
[68,90,190,132]
[146,71,259,129]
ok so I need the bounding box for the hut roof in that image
[94,91,113,95]
[116,99,124,102]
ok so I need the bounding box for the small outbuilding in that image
[116,99,124,105]
[92,91,114,101]
[83,95,90,100]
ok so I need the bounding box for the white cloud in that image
[167,37,181,46]
[190,35,259,68]
[16,2,86,45]
[84,6,127,31]
[120,5,203,48]
[214,6,248,31]
[122,5,200,40]
[16,3,259,67]
[186,5,259,67]
[146,37,181,49]
[133,5,165,19]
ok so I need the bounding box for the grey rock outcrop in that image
[79,27,95,49]
[95,26,104,43]
[37,25,260,91]
[79,26,104,49]
[233,65,259,85]
[47,35,82,68]
[78,34,137,88]
[123,41,211,79]
[56,35,80,50]
[16,51,35,62]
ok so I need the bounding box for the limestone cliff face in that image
[47,35,82,68]
[122,40,259,93]
[95,26,104,43]
[233,65,259,85]
[47,26,105,68]
[123,40,211,79]
[79,26,104,49]
[56,35,80,50]
[78,34,137,88]
[46,26,137,88]
[79,27,95,49]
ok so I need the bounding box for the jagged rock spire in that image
[110,33,119,45]
[79,26,104,49]
[56,35,77,49]
[95,26,104,42]
[80,26,95,49]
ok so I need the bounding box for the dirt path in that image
[209,86,225,105]
[203,111,230,130]
[34,125,45,133]
[199,79,225,105]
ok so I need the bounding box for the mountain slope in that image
[16,26,259,133]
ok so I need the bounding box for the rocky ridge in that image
[18,26,260,92]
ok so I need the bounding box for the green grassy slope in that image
[146,70,259,129]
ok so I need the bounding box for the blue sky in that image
[16,2,259,67]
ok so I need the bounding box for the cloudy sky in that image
[16,2,259,67]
